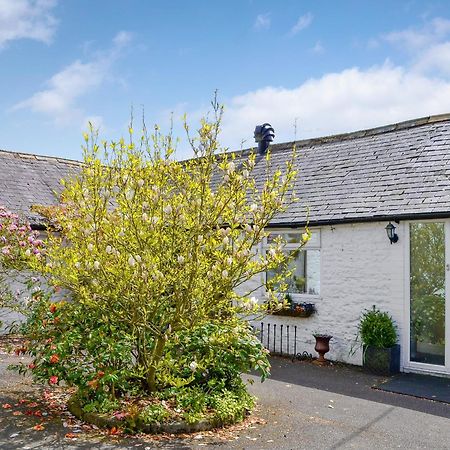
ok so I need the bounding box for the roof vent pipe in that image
[254,123,275,155]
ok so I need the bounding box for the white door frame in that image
[403,220,450,376]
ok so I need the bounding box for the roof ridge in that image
[0,148,82,165]
[267,113,450,152]
[2,113,450,163]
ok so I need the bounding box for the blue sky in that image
[2,0,450,160]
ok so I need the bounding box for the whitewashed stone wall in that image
[0,270,34,333]
[245,222,405,367]
[0,231,68,334]
[3,222,407,368]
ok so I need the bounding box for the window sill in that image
[276,294,322,301]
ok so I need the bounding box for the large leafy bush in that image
[17,104,303,424]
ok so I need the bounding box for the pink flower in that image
[49,376,58,385]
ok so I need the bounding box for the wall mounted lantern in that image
[385,222,399,244]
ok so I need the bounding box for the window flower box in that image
[272,302,316,318]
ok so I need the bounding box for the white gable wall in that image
[247,221,405,367]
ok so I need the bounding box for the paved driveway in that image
[1,351,449,449]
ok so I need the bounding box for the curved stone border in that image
[67,395,246,434]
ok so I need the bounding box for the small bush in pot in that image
[356,306,400,375]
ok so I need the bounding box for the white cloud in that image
[311,40,324,54]
[384,28,431,50]
[414,41,450,75]
[289,12,313,36]
[0,0,58,48]
[367,38,379,50]
[113,30,133,48]
[82,115,106,132]
[381,17,450,77]
[13,31,132,124]
[166,16,450,158]
[216,64,450,150]
[383,17,450,51]
[253,13,271,31]
[15,60,104,120]
[208,16,450,150]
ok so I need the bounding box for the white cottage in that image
[1,114,449,377]
[243,114,450,377]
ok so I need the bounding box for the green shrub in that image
[139,403,170,424]
[209,387,254,425]
[156,322,270,391]
[139,376,254,426]
[83,397,120,414]
[358,306,397,349]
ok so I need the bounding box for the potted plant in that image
[355,306,400,376]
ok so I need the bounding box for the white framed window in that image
[264,229,321,297]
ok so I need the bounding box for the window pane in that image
[266,249,306,293]
[306,250,320,295]
[266,249,320,295]
[267,230,320,247]
[410,223,445,366]
[267,232,301,244]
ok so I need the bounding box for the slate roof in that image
[2,114,450,227]
[254,114,450,226]
[0,150,80,227]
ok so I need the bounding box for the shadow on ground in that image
[266,356,450,419]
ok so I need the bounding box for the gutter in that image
[269,211,450,228]
[30,211,450,232]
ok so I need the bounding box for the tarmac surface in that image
[0,349,449,450]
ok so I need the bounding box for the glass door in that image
[409,222,448,371]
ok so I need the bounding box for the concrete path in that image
[0,351,449,450]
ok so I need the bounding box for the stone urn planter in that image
[313,334,332,365]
